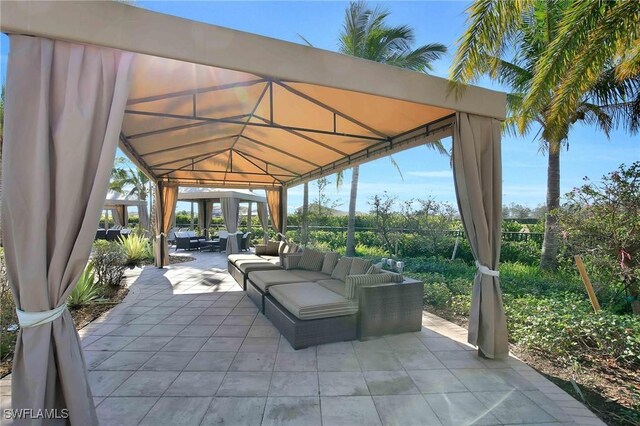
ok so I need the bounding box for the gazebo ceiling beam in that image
[126,78,267,105]
[237,134,320,168]
[155,148,230,177]
[230,149,286,184]
[233,150,302,177]
[127,114,251,140]
[119,133,158,180]
[123,109,388,142]
[155,168,294,177]
[163,177,280,188]
[140,134,239,158]
[149,151,220,169]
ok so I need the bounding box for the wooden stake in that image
[574,255,601,312]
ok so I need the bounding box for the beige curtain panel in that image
[222,198,240,253]
[266,188,287,237]
[138,204,149,230]
[257,202,269,243]
[111,207,122,227]
[247,202,253,233]
[114,205,127,227]
[452,112,509,359]
[2,35,133,425]
[154,182,178,267]
[197,199,214,238]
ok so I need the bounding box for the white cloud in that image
[406,170,453,178]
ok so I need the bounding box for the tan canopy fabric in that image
[257,202,269,244]
[452,113,508,359]
[2,35,132,425]
[222,198,240,253]
[154,182,178,267]
[114,205,127,227]
[266,188,286,237]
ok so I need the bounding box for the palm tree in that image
[0,86,4,246]
[110,157,150,201]
[338,1,448,256]
[451,0,637,270]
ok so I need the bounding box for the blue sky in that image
[1,1,637,214]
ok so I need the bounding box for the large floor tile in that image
[364,371,420,395]
[162,336,208,352]
[165,372,225,396]
[317,352,361,372]
[239,337,280,353]
[274,351,317,371]
[121,336,173,351]
[452,368,537,392]
[373,394,442,426]
[269,372,319,397]
[140,396,212,425]
[474,391,557,424]
[88,371,133,397]
[84,336,136,351]
[111,371,179,396]
[229,352,277,371]
[84,350,117,370]
[263,397,321,426]
[425,392,501,425]
[216,372,272,396]
[395,351,446,370]
[356,351,404,371]
[95,397,158,426]
[94,351,154,371]
[184,351,235,371]
[321,396,382,425]
[201,336,245,352]
[140,351,196,371]
[201,397,266,426]
[319,371,369,396]
[407,369,468,394]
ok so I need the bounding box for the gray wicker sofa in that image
[244,248,424,349]
[227,240,299,290]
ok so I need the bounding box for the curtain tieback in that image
[155,233,166,239]
[476,261,499,277]
[16,303,67,328]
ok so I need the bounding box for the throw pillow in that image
[266,240,280,256]
[278,241,288,255]
[349,258,372,276]
[297,248,325,271]
[366,262,383,274]
[331,257,353,281]
[322,252,340,275]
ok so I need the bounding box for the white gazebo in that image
[1,2,508,423]
[177,188,267,246]
[103,190,149,230]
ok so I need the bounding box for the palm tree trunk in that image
[540,142,561,270]
[346,166,359,257]
[302,182,309,245]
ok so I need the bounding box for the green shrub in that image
[500,240,541,265]
[423,282,452,307]
[92,240,127,286]
[68,263,100,308]
[451,294,472,316]
[118,233,152,266]
[355,243,387,259]
[446,278,473,296]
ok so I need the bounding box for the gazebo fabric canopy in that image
[103,190,148,207]
[1,3,509,424]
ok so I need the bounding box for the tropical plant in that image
[118,233,153,267]
[336,1,448,257]
[68,263,100,308]
[450,0,638,270]
[110,156,150,201]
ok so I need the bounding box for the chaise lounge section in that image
[243,248,424,349]
[227,240,299,290]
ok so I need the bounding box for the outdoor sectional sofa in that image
[229,244,424,349]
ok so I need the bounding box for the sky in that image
[1,1,637,214]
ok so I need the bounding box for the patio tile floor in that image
[0,251,604,425]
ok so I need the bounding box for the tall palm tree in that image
[110,157,150,201]
[451,0,637,270]
[338,1,448,256]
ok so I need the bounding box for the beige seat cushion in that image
[289,270,331,282]
[269,282,358,320]
[248,270,306,292]
[260,255,281,265]
[236,261,282,274]
[316,279,347,297]
[228,254,263,265]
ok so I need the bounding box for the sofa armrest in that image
[283,253,303,270]
[255,244,267,255]
[344,272,401,300]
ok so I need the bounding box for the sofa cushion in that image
[269,282,358,320]
[331,257,353,281]
[366,262,384,274]
[290,270,330,282]
[344,272,404,300]
[321,252,340,275]
[266,241,280,256]
[228,254,263,265]
[297,248,325,271]
[235,260,282,274]
[349,258,372,276]
[316,279,347,297]
[260,255,281,265]
[278,241,287,255]
[248,270,306,292]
